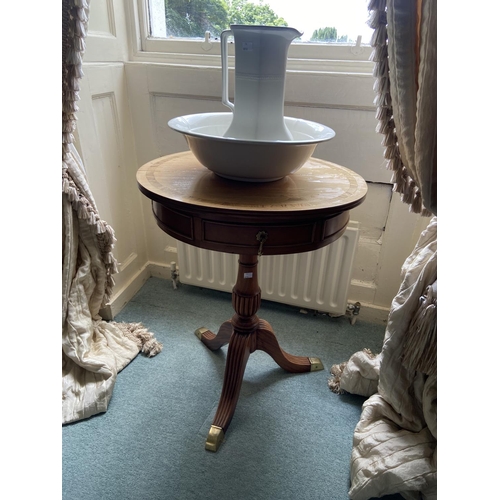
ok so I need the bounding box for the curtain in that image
[370,0,436,217]
[62,0,162,424]
[328,1,437,499]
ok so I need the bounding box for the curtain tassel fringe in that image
[114,322,163,357]
[328,361,347,394]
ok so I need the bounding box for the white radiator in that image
[176,221,360,317]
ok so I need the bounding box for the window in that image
[133,0,374,73]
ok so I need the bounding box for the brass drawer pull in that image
[256,231,268,256]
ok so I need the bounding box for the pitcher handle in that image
[221,29,234,111]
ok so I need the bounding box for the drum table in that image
[137,151,367,451]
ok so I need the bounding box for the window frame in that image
[129,0,375,75]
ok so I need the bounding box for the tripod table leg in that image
[255,319,324,373]
[205,330,257,451]
[195,320,233,351]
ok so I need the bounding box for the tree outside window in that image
[164,0,290,38]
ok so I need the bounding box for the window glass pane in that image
[151,0,373,44]
[260,0,372,43]
[164,0,229,38]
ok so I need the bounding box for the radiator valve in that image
[171,261,179,290]
[346,302,361,325]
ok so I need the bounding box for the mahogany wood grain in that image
[138,151,366,256]
[198,321,233,351]
[255,319,312,373]
[211,330,255,434]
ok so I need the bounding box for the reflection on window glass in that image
[156,0,372,43]
[164,0,228,38]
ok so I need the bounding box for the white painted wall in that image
[76,0,153,315]
[77,0,431,320]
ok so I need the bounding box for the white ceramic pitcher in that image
[221,25,302,141]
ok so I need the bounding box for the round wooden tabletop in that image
[137,151,367,255]
[137,151,367,213]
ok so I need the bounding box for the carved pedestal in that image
[196,254,323,452]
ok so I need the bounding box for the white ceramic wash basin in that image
[168,112,335,182]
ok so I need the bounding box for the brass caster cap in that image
[205,425,225,452]
[194,327,209,340]
[308,357,324,372]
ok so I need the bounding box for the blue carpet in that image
[62,277,403,500]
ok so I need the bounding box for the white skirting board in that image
[177,221,360,317]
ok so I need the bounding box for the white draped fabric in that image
[62,145,162,424]
[329,1,437,498]
[62,0,161,424]
[333,219,437,499]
